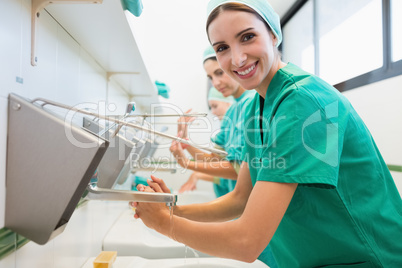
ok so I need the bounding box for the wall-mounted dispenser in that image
[83,117,136,188]
[5,94,109,245]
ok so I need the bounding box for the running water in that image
[184,244,200,264]
[168,205,200,264]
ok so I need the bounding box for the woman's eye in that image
[216,45,228,53]
[242,34,255,42]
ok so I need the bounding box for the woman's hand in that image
[147,175,171,193]
[177,108,196,138]
[170,136,189,168]
[132,176,172,235]
[130,175,171,208]
[179,172,199,193]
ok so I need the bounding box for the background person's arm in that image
[170,139,237,180]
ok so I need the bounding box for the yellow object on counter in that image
[93,251,117,268]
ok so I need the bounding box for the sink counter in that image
[82,256,268,268]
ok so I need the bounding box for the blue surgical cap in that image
[207,0,282,47]
[203,45,216,63]
[208,87,234,103]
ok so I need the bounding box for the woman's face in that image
[208,100,231,119]
[208,10,277,93]
[203,59,240,98]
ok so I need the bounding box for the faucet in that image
[86,179,177,207]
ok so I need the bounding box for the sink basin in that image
[103,191,216,258]
[82,256,268,268]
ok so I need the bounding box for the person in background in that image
[179,86,235,198]
[134,0,402,266]
[170,45,256,191]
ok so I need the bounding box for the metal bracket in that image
[31,0,102,66]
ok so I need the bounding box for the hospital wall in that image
[0,0,136,266]
[0,0,211,266]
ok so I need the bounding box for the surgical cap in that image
[207,0,282,47]
[208,87,234,103]
[203,45,217,63]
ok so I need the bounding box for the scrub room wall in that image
[0,0,217,266]
[0,0,137,266]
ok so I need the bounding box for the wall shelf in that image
[42,0,159,108]
[31,0,102,66]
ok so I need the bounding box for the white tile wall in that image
[0,97,8,228]
[0,0,24,98]
[0,0,135,267]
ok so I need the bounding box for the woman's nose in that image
[231,48,247,68]
[212,78,221,88]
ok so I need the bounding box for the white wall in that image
[0,0,134,267]
[0,0,215,266]
[128,0,211,114]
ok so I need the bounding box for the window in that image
[317,0,382,85]
[281,0,401,91]
[391,0,402,62]
[282,1,315,74]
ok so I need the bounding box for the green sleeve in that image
[257,89,348,188]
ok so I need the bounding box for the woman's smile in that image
[234,62,258,79]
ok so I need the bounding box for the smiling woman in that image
[207,3,283,96]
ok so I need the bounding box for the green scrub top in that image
[241,63,402,267]
[212,90,256,162]
[212,178,231,197]
[211,90,256,193]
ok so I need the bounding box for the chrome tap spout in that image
[86,183,177,207]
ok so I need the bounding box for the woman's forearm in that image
[157,181,297,263]
[186,146,216,161]
[173,187,247,222]
[195,172,215,182]
[169,217,252,261]
[182,160,238,180]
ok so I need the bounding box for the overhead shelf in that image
[44,0,159,107]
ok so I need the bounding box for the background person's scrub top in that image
[242,63,402,267]
[211,89,256,193]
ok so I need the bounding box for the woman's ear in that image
[271,32,277,46]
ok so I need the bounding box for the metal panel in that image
[5,94,108,245]
[83,117,135,188]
